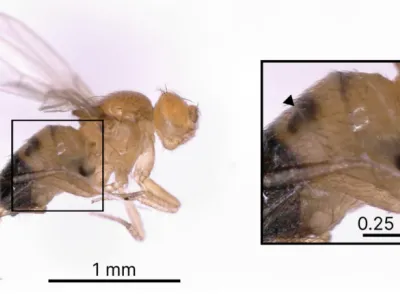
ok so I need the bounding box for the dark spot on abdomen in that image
[287,94,318,134]
[49,125,57,139]
[337,71,352,102]
[262,127,304,242]
[66,157,95,178]
[78,164,95,177]
[394,154,400,170]
[24,136,41,157]
[0,154,35,215]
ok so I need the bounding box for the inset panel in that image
[261,61,400,244]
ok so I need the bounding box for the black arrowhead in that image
[283,95,294,106]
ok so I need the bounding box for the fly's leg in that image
[108,169,129,193]
[90,205,144,241]
[89,195,145,241]
[89,190,146,241]
[91,165,145,240]
[9,168,146,239]
[100,164,124,193]
[91,191,144,204]
[132,178,181,212]
[131,140,181,213]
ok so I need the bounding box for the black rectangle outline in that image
[48,279,181,283]
[11,119,104,212]
[260,59,400,245]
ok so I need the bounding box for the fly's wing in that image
[0,13,101,118]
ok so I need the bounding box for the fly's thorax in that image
[79,115,151,188]
[99,91,153,122]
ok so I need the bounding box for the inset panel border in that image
[260,60,400,245]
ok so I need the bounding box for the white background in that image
[263,62,400,243]
[1,0,400,299]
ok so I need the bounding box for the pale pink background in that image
[1,0,399,298]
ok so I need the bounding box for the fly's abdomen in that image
[262,127,305,242]
[0,154,37,216]
[0,125,96,217]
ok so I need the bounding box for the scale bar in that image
[48,279,181,283]
[363,233,400,237]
